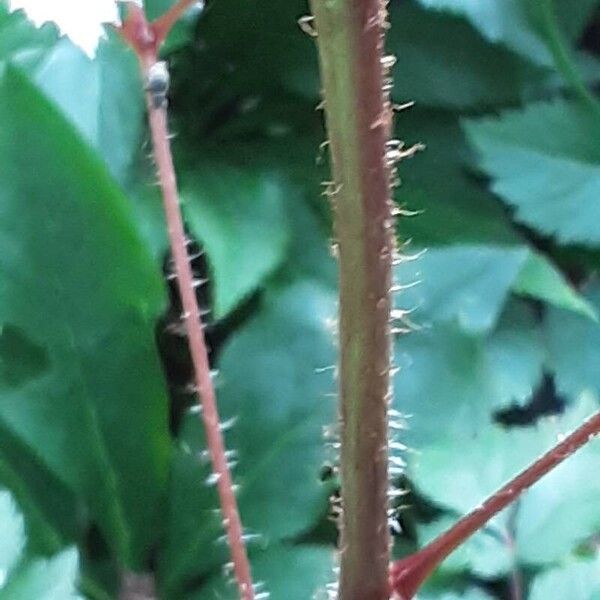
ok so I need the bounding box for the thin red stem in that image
[119,6,255,599]
[152,0,199,45]
[146,81,254,600]
[390,409,600,599]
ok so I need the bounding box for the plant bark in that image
[309,1,394,599]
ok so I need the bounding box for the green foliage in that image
[30,34,143,184]
[158,282,336,596]
[415,0,598,65]
[513,253,598,320]
[387,4,549,109]
[0,67,170,568]
[0,490,82,599]
[0,0,598,598]
[529,558,600,600]
[190,545,334,600]
[395,301,547,447]
[464,100,600,245]
[412,395,600,572]
[181,164,291,317]
[0,4,58,71]
[545,285,600,397]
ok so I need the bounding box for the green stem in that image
[308,1,395,599]
[537,0,600,115]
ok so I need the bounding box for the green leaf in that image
[530,558,600,600]
[0,67,170,567]
[416,0,550,66]
[393,112,597,324]
[545,284,600,400]
[409,420,538,521]
[0,6,142,184]
[178,0,318,104]
[0,489,82,600]
[515,401,600,563]
[142,0,175,21]
[182,163,291,317]
[415,0,599,66]
[512,252,597,320]
[387,2,549,110]
[159,282,336,595]
[397,245,529,333]
[0,490,25,580]
[553,0,600,42]
[396,113,597,320]
[189,545,334,600]
[396,243,591,334]
[217,285,335,537]
[396,110,521,247]
[408,395,600,573]
[31,32,144,184]
[280,194,337,288]
[394,301,545,447]
[143,0,202,25]
[418,516,512,578]
[0,548,82,600]
[464,100,600,246]
[397,110,600,321]
[0,5,59,72]
[220,138,336,288]
[0,423,77,556]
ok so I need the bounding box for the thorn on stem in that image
[298,15,318,37]
[393,101,416,112]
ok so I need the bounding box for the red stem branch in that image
[390,409,600,599]
[152,0,199,45]
[119,6,254,599]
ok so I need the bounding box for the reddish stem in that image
[390,409,600,599]
[152,0,200,46]
[309,0,395,597]
[119,6,254,599]
[146,79,254,600]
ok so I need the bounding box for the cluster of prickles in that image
[377,4,423,544]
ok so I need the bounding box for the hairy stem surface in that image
[119,6,254,598]
[309,1,395,598]
[390,409,600,599]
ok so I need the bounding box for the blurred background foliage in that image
[0,0,599,598]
